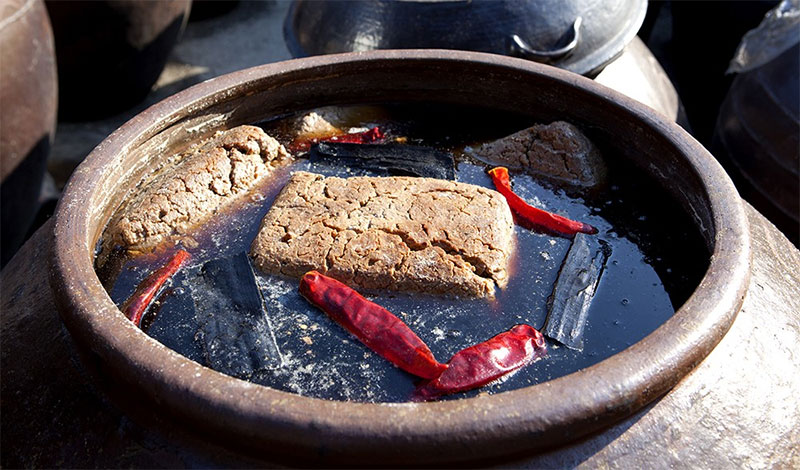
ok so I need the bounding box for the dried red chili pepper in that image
[299,271,447,379]
[121,249,191,327]
[488,166,597,237]
[412,324,547,401]
[289,126,385,153]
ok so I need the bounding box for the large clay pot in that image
[45,0,191,120]
[50,50,750,465]
[0,0,58,266]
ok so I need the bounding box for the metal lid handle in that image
[510,16,582,63]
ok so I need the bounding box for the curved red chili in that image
[121,249,191,327]
[488,166,597,237]
[299,271,448,379]
[412,324,547,401]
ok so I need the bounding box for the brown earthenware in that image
[0,0,57,265]
[50,50,750,465]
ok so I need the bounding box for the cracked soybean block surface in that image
[108,125,291,251]
[250,171,515,297]
[474,121,607,189]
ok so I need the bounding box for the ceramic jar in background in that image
[0,0,58,267]
[284,0,647,77]
[45,0,192,120]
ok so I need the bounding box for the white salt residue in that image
[184,113,229,134]
[512,174,548,208]
[540,251,551,261]
[269,348,390,401]
[431,326,446,342]
[254,274,295,301]
[250,271,399,402]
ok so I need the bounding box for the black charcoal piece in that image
[191,252,283,379]
[145,271,207,365]
[310,142,456,180]
[543,233,610,351]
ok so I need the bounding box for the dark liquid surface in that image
[101,104,708,403]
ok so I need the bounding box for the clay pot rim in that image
[49,50,751,462]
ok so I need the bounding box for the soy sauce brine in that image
[99,103,708,403]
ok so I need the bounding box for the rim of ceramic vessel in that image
[49,50,751,464]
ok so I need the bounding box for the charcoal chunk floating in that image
[543,233,610,351]
[144,271,206,365]
[191,252,283,379]
[310,142,456,180]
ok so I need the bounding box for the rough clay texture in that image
[108,125,290,251]
[474,121,607,188]
[250,171,515,297]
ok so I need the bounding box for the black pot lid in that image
[284,0,648,77]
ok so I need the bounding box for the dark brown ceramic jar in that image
[50,50,750,466]
[45,0,191,120]
[0,0,57,266]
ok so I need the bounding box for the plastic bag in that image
[727,0,800,73]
